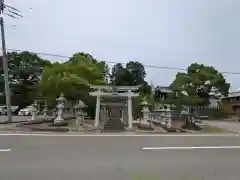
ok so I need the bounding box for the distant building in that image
[154,86,172,100]
[208,95,220,109]
[221,91,240,114]
[207,90,223,109]
[206,88,224,109]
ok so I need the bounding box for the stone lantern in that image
[75,100,87,129]
[54,92,66,124]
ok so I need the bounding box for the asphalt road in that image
[1,134,240,180]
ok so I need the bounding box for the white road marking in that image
[0,133,238,137]
[143,146,240,150]
[0,149,11,152]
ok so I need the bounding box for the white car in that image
[0,105,19,115]
[18,106,39,116]
[0,106,7,115]
[11,106,19,114]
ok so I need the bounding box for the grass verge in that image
[201,125,229,133]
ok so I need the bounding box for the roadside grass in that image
[201,125,229,133]
[131,173,199,180]
[130,170,200,180]
[131,171,159,180]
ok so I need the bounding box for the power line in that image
[7,48,240,75]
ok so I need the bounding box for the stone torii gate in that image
[89,85,139,130]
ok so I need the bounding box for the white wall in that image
[209,98,219,109]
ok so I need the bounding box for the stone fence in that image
[141,107,173,128]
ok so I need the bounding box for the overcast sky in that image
[5,0,240,91]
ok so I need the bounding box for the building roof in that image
[228,91,240,98]
[209,92,224,99]
[157,86,172,93]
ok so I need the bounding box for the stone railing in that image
[142,107,172,128]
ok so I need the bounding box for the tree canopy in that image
[0,51,51,110]
[171,63,230,106]
[110,61,146,86]
[0,51,232,116]
[39,53,107,105]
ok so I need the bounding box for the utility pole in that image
[0,0,12,122]
[0,1,22,122]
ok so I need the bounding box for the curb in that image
[19,124,69,132]
[0,120,29,124]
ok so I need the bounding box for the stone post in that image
[104,106,108,124]
[73,102,78,118]
[123,105,128,126]
[166,109,172,128]
[120,108,124,123]
[99,105,108,129]
[100,106,104,123]
[141,106,149,123]
[94,95,101,129]
[43,101,48,121]
[127,90,133,130]
[54,92,66,124]
[30,100,38,121]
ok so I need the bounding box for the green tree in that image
[110,63,130,85]
[73,52,110,82]
[126,61,146,85]
[139,81,152,96]
[0,51,51,111]
[39,52,107,115]
[110,61,148,117]
[110,61,146,86]
[171,63,230,107]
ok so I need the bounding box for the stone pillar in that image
[43,101,48,121]
[30,100,38,121]
[165,109,172,128]
[106,108,109,121]
[123,105,128,126]
[141,106,149,123]
[76,111,85,128]
[102,106,107,124]
[105,107,109,123]
[120,108,124,122]
[127,90,133,129]
[54,93,65,124]
[99,106,102,122]
[100,105,108,126]
[94,95,101,129]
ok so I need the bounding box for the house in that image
[154,86,173,101]
[208,91,223,109]
[206,88,224,109]
[208,95,220,109]
[221,91,240,114]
